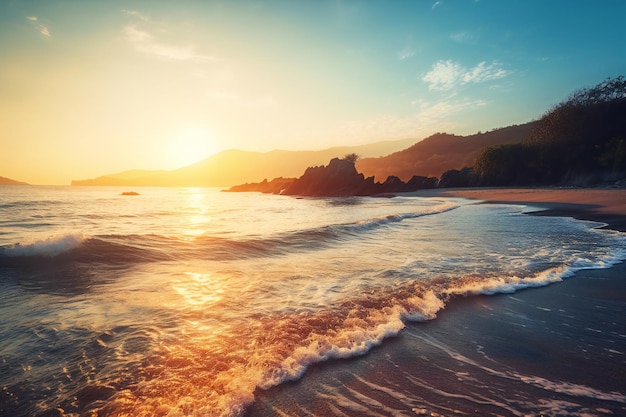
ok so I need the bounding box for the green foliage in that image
[474,144,538,185]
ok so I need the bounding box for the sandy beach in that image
[247,188,626,417]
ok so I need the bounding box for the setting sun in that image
[1,2,625,416]
[168,126,218,169]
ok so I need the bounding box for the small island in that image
[121,191,140,196]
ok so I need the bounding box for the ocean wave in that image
[0,201,459,267]
[0,234,86,258]
[0,233,177,266]
[88,249,626,417]
[253,247,626,398]
[355,200,459,229]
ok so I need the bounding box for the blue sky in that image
[1,0,624,184]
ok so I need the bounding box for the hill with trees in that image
[474,76,626,186]
[356,123,535,181]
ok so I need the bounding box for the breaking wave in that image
[0,201,459,266]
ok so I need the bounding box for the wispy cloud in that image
[26,16,51,37]
[411,97,487,122]
[450,31,476,44]
[122,10,217,62]
[122,9,152,22]
[422,60,508,91]
[398,46,415,61]
[333,97,486,143]
[432,1,443,9]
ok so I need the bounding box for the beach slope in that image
[247,188,626,417]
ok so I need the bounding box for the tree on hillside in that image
[528,76,626,147]
[474,76,626,186]
[342,153,359,164]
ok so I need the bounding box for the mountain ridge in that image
[71,124,535,187]
[0,176,29,185]
[71,137,417,187]
[356,122,536,181]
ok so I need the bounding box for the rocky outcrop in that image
[226,157,438,197]
[280,158,437,197]
[282,158,367,196]
[437,168,479,188]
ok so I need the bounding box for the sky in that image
[1,0,625,185]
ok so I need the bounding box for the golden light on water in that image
[181,188,213,237]
[172,272,224,307]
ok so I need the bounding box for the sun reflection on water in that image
[172,272,224,307]
[180,188,214,237]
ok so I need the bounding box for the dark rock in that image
[407,175,438,190]
[282,158,366,196]
[229,157,441,197]
[437,168,478,188]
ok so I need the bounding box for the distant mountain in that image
[105,169,169,180]
[71,138,416,187]
[356,122,536,181]
[0,176,28,185]
[71,169,169,186]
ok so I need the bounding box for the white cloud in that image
[332,97,487,143]
[398,46,415,60]
[413,98,487,123]
[26,16,51,37]
[122,11,217,62]
[422,60,508,91]
[122,9,152,22]
[124,25,216,62]
[123,25,216,62]
[432,1,443,9]
[450,32,476,44]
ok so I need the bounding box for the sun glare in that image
[168,126,218,168]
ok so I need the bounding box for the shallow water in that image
[1,186,625,416]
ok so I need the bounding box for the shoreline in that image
[247,188,626,417]
[407,187,626,232]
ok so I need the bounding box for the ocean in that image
[1,186,625,417]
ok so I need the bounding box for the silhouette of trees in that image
[342,153,360,164]
[474,76,626,186]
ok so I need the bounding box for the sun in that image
[167,126,219,168]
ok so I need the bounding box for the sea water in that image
[1,186,625,417]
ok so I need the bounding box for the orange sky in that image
[1,1,624,184]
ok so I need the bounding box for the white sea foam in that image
[260,305,408,389]
[357,201,459,227]
[512,373,626,403]
[1,233,86,257]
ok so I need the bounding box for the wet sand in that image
[417,187,626,232]
[246,188,626,417]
